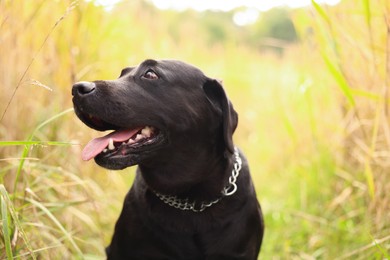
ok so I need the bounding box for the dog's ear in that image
[203,78,238,154]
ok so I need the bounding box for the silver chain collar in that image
[153,147,242,213]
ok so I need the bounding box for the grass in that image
[1,0,389,259]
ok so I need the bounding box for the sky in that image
[150,0,341,12]
[93,0,341,25]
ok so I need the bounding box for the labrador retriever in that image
[72,59,264,259]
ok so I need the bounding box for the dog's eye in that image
[143,70,159,80]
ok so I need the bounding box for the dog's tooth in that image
[128,139,135,144]
[108,138,115,150]
[135,134,143,141]
[103,149,108,153]
[141,126,151,137]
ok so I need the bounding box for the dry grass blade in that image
[363,0,371,27]
[385,14,390,117]
[336,235,390,259]
[13,244,63,259]
[0,185,36,259]
[0,1,78,122]
[0,157,39,162]
[363,0,377,67]
[13,108,74,195]
[26,198,83,257]
[1,194,13,259]
[311,1,355,108]
[29,79,53,92]
[0,141,75,146]
[311,0,331,26]
[363,103,381,199]
[1,0,389,258]
[322,53,355,107]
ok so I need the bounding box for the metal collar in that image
[153,147,242,212]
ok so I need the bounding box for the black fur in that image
[72,59,264,259]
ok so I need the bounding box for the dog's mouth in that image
[82,126,161,161]
[77,112,165,164]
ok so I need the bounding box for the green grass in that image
[1,0,389,258]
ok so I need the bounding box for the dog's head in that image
[72,59,238,170]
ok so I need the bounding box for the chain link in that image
[222,147,242,196]
[153,147,242,213]
[154,193,222,212]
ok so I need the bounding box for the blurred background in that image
[1,0,389,259]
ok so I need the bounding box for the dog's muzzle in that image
[72,81,96,96]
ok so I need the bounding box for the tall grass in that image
[0,0,389,259]
[291,0,390,258]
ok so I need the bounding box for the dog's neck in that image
[151,147,242,212]
[138,142,234,201]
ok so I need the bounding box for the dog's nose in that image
[72,81,96,96]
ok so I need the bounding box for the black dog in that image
[72,59,264,259]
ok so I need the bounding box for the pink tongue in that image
[82,128,142,161]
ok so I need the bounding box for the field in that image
[1,0,389,259]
